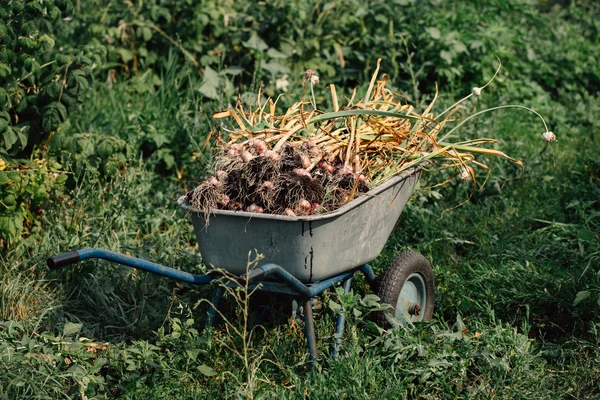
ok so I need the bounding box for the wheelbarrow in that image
[48,169,435,362]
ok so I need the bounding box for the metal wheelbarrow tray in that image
[180,170,421,283]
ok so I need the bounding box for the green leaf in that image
[453,40,468,54]
[16,126,28,149]
[328,300,342,313]
[157,148,175,169]
[267,48,288,59]
[0,111,9,132]
[97,141,114,158]
[25,2,43,13]
[0,88,8,108]
[76,137,94,154]
[7,171,21,182]
[578,229,595,242]
[14,96,28,113]
[573,290,591,306]
[198,66,220,99]
[360,294,382,308]
[3,194,16,207]
[24,57,40,74]
[197,365,217,377]
[470,39,485,50]
[242,32,268,52]
[225,66,244,76]
[454,314,466,332]
[0,63,11,78]
[116,48,133,64]
[8,214,23,241]
[151,133,169,148]
[261,61,289,76]
[141,26,153,41]
[440,50,453,64]
[2,321,25,339]
[75,55,93,66]
[50,5,61,21]
[18,36,37,50]
[425,27,441,40]
[428,358,453,368]
[46,82,63,100]
[63,322,83,337]
[3,126,17,150]
[38,34,55,49]
[56,174,68,184]
[185,349,202,361]
[42,102,68,132]
[73,74,89,92]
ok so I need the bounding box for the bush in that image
[0,0,107,245]
[68,0,598,104]
[0,0,105,156]
[0,153,67,246]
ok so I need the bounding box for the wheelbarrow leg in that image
[207,285,225,326]
[332,277,352,358]
[359,264,376,288]
[303,299,318,364]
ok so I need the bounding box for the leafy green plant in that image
[0,316,217,399]
[0,154,67,246]
[0,0,106,244]
[194,254,287,399]
[0,0,106,156]
[67,0,289,94]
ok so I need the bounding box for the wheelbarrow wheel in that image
[374,251,435,328]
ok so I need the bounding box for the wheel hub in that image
[395,272,427,323]
[407,302,421,316]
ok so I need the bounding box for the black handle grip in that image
[47,251,81,269]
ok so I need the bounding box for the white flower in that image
[460,167,472,181]
[304,69,319,84]
[275,74,289,92]
[472,87,482,96]
[541,131,557,143]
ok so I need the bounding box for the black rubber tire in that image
[374,251,435,328]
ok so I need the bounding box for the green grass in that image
[2,1,600,399]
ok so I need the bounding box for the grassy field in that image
[1,1,599,398]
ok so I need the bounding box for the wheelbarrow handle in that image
[47,248,214,285]
[239,267,267,285]
[47,251,81,269]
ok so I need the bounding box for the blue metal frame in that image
[332,278,353,358]
[207,285,225,327]
[74,248,214,285]
[48,247,377,364]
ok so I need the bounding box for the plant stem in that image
[439,105,549,142]
[310,82,317,110]
[307,109,421,124]
[435,58,502,121]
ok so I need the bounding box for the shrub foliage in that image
[0,0,105,155]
